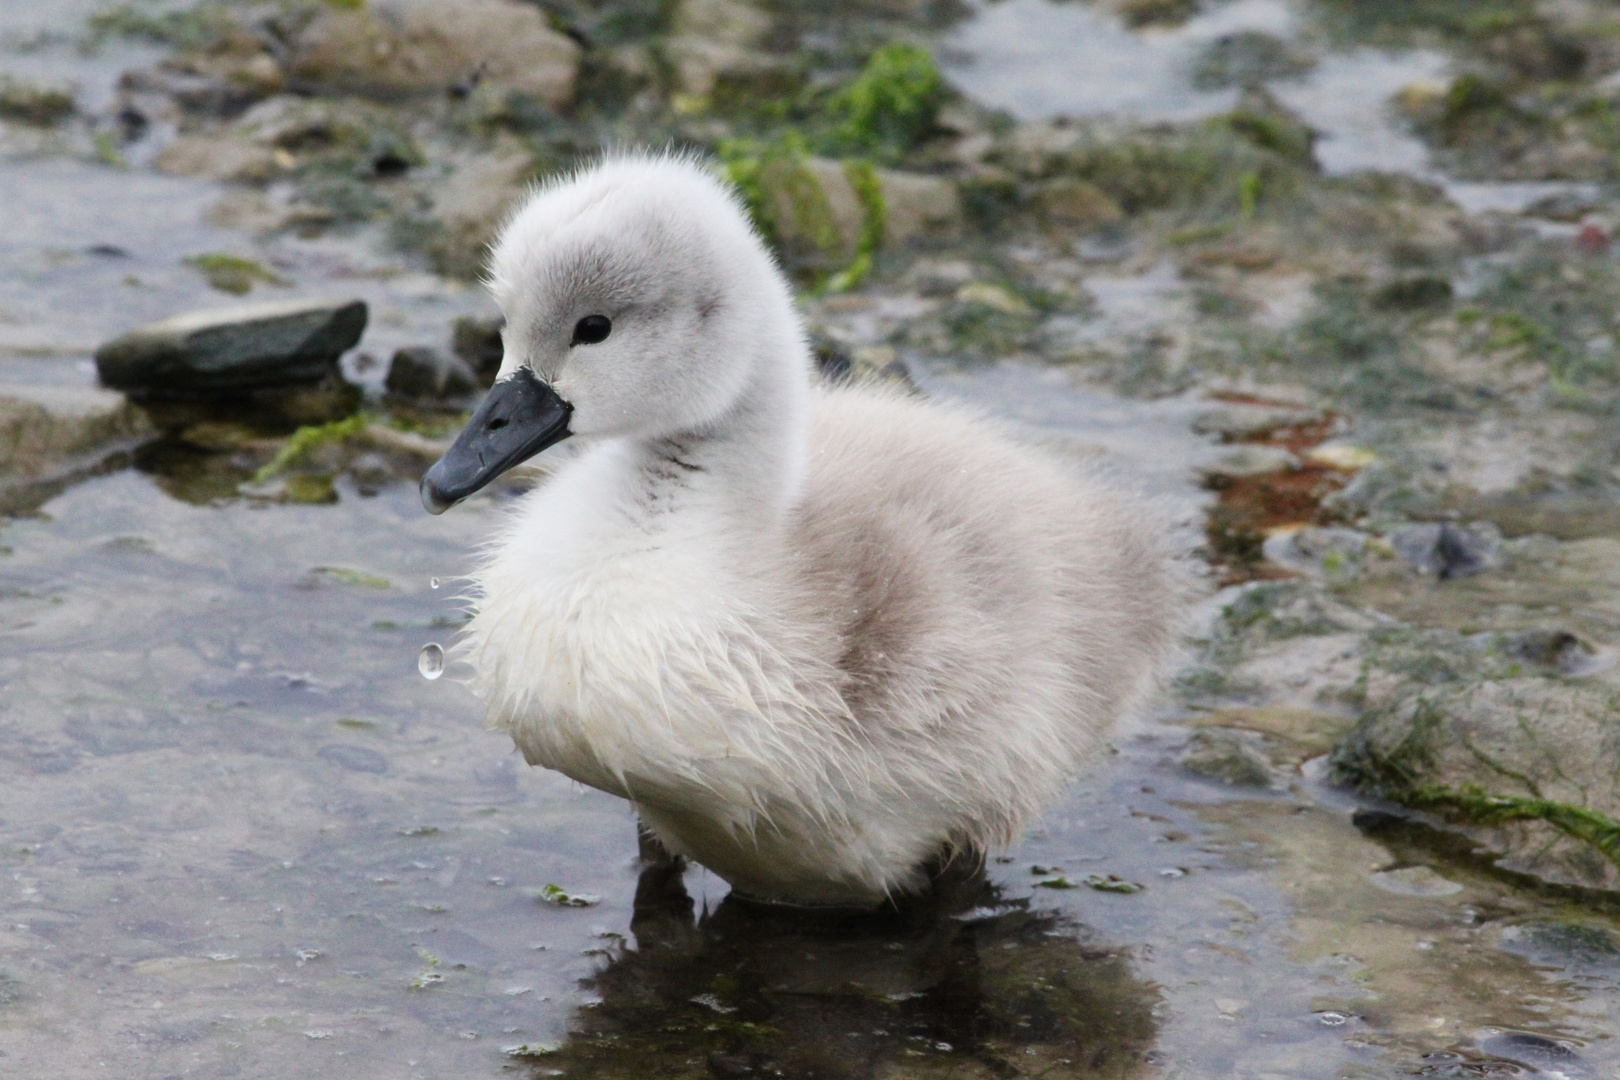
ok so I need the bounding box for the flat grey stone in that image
[0,384,155,479]
[1200,443,1299,480]
[1191,401,1320,440]
[95,298,367,395]
[1262,526,1368,577]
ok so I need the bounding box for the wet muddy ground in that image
[3,0,1620,1076]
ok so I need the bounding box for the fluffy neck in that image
[614,306,811,535]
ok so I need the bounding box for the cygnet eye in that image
[570,315,612,346]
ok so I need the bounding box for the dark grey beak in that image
[420,367,573,514]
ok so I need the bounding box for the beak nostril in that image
[488,417,508,431]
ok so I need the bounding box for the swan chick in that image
[422,153,1177,906]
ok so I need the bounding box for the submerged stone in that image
[1480,1032,1594,1078]
[1498,921,1620,970]
[1032,177,1125,229]
[1501,629,1602,677]
[1202,443,1299,481]
[1368,865,1462,897]
[96,299,368,396]
[1178,729,1272,787]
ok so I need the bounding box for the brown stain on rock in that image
[1202,396,1359,585]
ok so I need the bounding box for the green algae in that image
[823,44,943,161]
[539,883,601,907]
[720,135,889,289]
[183,254,291,296]
[251,414,368,483]
[1221,98,1316,169]
[1401,786,1620,873]
[314,566,390,589]
[823,158,885,293]
[407,947,443,990]
[719,133,822,251]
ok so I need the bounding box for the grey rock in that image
[0,384,155,481]
[878,170,964,247]
[1386,525,1439,567]
[1031,178,1124,229]
[1262,526,1367,577]
[116,63,266,120]
[1526,189,1602,223]
[347,451,397,494]
[96,299,368,396]
[135,383,361,432]
[1331,638,1620,891]
[451,314,505,384]
[386,346,479,400]
[1202,443,1299,480]
[154,134,279,183]
[287,0,581,109]
[1191,31,1315,90]
[811,339,914,390]
[1191,401,1321,440]
[1502,629,1605,677]
[1367,866,1462,897]
[1388,521,1501,580]
[904,258,977,298]
[666,0,784,99]
[849,346,915,390]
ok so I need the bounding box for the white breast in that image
[465,441,838,825]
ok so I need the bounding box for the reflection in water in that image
[525,847,1158,1079]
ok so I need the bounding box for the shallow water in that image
[942,0,1446,178]
[3,381,1618,1076]
[0,15,494,383]
[2,1,1619,1077]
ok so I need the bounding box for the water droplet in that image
[430,577,440,589]
[418,643,444,680]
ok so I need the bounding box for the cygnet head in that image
[421,153,804,513]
